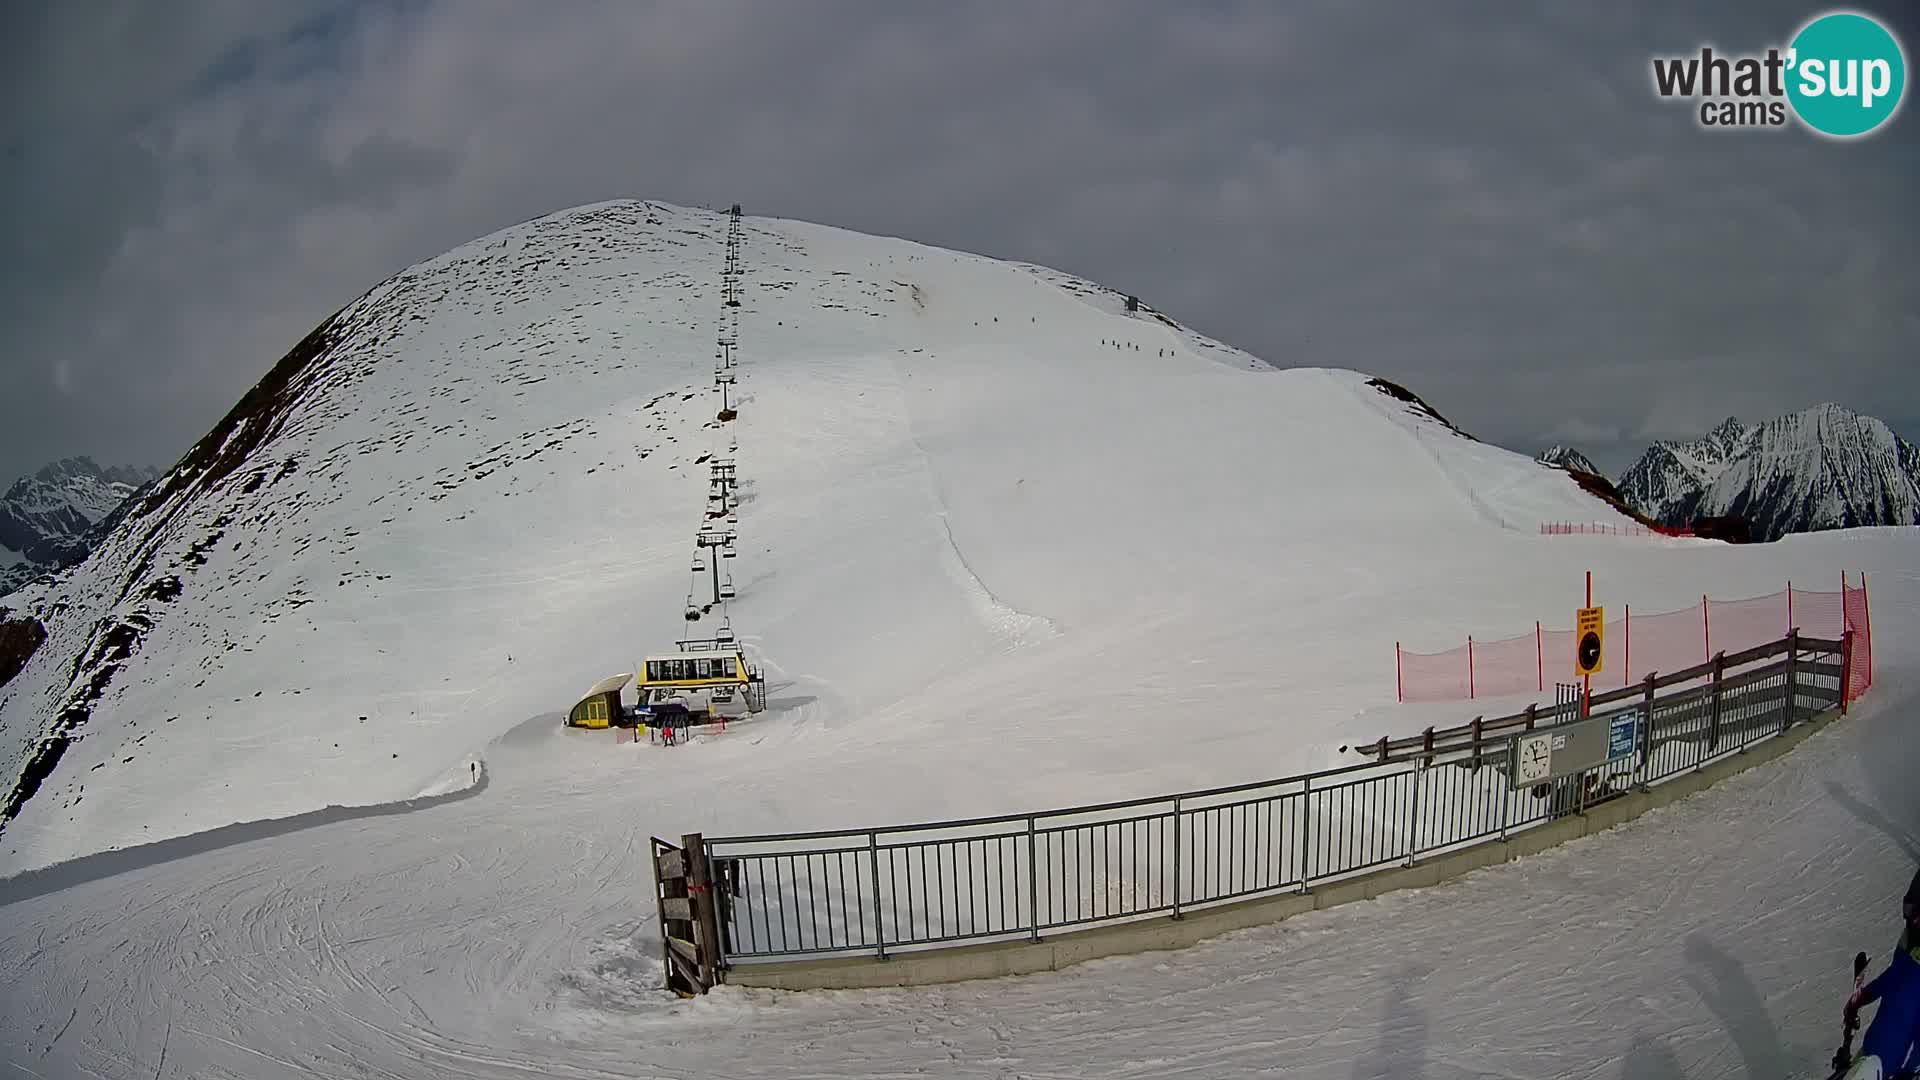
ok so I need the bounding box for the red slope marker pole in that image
[1584,570,1592,717]
[1862,572,1873,686]
[1702,594,1711,665]
[1624,603,1631,687]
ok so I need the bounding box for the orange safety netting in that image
[1396,578,1873,704]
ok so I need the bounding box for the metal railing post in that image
[1705,651,1725,764]
[1298,776,1312,892]
[1171,797,1184,921]
[1026,816,1040,942]
[1782,629,1799,735]
[1497,740,1512,840]
[1638,673,1657,790]
[1405,763,1422,866]
[868,830,886,961]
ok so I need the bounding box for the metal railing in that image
[696,633,1848,967]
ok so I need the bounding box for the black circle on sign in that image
[1578,631,1602,670]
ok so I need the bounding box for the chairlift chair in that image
[719,577,737,600]
[690,558,706,572]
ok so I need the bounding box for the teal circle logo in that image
[1786,11,1907,137]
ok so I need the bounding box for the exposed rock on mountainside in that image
[1618,406,1920,542]
[0,458,161,595]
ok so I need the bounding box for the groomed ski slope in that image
[0,201,1914,1076]
[0,552,1912,1079]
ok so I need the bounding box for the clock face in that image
[1515,734,1553,784]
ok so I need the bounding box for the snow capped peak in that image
[0,457,162,594]
[1619,403,1919,540]
[1536,445,1602,476]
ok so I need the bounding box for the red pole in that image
[1787,580,1794,633]
[1624,603,1631,686]
[1536,620,1543,691]
[1585,571,1593,714]
[1468,636,1476,699]
[1396,642,1403,703]
[1702,594,1712,663]
[1863,572,1873,686]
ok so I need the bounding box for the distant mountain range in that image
[0,458,162,595]
[1546,404,1920,542]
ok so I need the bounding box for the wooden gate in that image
[651,833,727,995]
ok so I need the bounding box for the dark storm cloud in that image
[3,0,1914,480]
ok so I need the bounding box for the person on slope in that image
[1843,868,1920,1079]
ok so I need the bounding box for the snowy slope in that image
[1536,444,1601,477]
[0,199,1914,1078]
[2,645,1914,1078]
[0,199,1647,873]
[1619,407,1920,540]
[0,457,158,595]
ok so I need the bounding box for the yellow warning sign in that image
[1575,606,1605,676]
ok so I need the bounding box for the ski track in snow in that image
[890,351,1061,649]
[0,200,1913,1077]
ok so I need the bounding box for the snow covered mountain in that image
[0,199,1916,1080]
[0,457,160,595]
[0,198,1646,873]
[1535,445,1601,476]
[1618,407,1920,541]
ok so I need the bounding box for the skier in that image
[1842,868,1920,1078]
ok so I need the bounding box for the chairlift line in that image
[653,200,760,662]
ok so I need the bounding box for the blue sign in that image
[1608,714,1638,761]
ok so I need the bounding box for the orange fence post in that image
[1863,572,1873,686]
[1702,594,1711,664]
[1467,636,1476,699]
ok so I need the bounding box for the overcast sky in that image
[3,1,1915,481]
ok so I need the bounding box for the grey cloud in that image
[2,0,1914,483]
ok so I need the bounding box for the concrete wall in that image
[725,704,1843,992]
